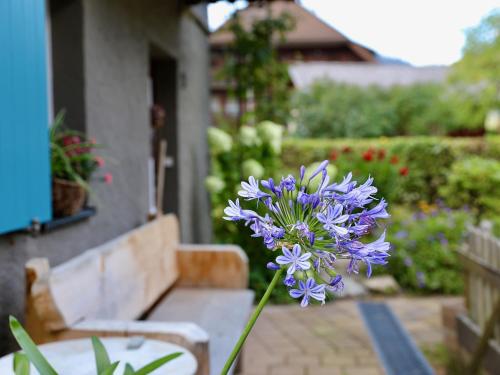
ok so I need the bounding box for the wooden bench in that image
[25,215,254,375]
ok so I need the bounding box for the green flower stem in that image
[220,268,284,375]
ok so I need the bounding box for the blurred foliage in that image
[220,11,295,125]
[439,157,500,220]
[376,205,471,294]
[398,142,456,204]
[291,82,460,138]
[447,10,500,129]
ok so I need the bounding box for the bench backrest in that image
[26,215,180,331]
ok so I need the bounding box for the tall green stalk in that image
[220,268,284,375]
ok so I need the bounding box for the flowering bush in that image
[379,204,470,294]
[50,112,110,187]
[223,160,391,306]
[328,146,408,203]
[439,157,500,220]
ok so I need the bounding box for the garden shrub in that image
[397,141,456,204]
[379,205,471,294]
[439,157,500,220]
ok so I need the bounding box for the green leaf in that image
[13,352,30,375]
[91,337,112,374]
[99,362,119,375]
[123,363,135,375]
[134,352,183,375]
[9,317,58,375]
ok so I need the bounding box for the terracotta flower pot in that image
[52,178,86,217]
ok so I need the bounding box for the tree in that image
[221,8,294,127]
[448,10,500,129]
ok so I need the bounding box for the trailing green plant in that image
[439,157,500,220]
[377,205,470,294]
[8,316,182,375]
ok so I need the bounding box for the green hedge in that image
[283,136,500,204]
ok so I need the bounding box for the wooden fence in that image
[458,224,500,373]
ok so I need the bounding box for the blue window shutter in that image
[0,0,52,234]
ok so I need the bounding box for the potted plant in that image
[50,112,108,217]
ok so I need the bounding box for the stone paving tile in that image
[239,296,461,375]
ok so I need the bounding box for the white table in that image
[0,337,197,375]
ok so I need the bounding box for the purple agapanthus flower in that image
[327,275,344,293]
[284,274,296,287]
[280,175,296,192]
[276,244,312,275]
[344,232,390,277]
[317,204,349,237]
[223,199,259,222]
[261,178,283,198]
[223,160,391,307]
[290,278,326,307]
[250,215,285,249]
[239,176,270,200]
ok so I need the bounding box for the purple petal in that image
[290,289,304,299]
[300,295,310,307]
[292,244,301,257]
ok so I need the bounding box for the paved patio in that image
[240,296,462,375]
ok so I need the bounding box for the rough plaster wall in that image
[0,0,210,354]
[178,10,212,243]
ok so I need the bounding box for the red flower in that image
[399,167,409,176]
[329,150,338,161]
[342,146,352,154]
[95,156,105,167]
[103,173,113,184]
[390,155,399,164]
[62,136,74,146]
[377,149,386,160]
[362,150,373,161]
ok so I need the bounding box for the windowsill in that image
[42,207,96,232]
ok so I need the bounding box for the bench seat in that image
[24,215,254,375]
[148,288,255,375]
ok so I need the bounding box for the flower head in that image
[223,160,391,307]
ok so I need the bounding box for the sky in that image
[208,0,499,66]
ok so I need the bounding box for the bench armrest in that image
[57,320,209,375]
[176,244,249,289]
